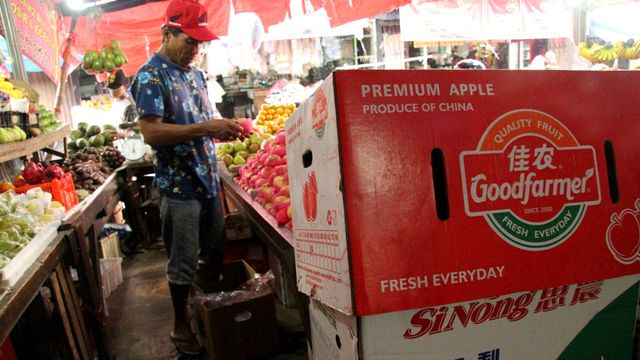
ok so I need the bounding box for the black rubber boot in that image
[168,282,202,355]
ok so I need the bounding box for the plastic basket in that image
[14,173,79,210]
[100,257,123,298]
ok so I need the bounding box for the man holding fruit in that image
[130,0,243,355]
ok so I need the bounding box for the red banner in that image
[11,0,59,82]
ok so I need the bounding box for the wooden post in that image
[55,16,78,158]
[55,16,78,117]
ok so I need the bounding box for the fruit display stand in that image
[0,170,120,359]
[0,107,97,358]
[0,124,70,163]
[217,163,311,338]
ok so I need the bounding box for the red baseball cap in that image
[163,0,218,42]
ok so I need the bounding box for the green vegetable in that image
[37,105,62,133]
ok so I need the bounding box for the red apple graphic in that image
[302,173,319,222]
[303,181,310,221]
[309,187,317,221]
[606,199,640,264]
[309,171,318,194]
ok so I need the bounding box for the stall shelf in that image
[0,125,70,163]
[217,164,310,338]
[0,230,94,359]
[59,169,122,359]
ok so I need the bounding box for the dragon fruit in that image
[22,161,46,185]
[45,163,65,180]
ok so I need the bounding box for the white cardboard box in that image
[0,221,60,288]
[309,275,640,360]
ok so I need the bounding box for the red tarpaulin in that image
[323,0,411,26]
[64,0,405,75]
[232,0,288,29]
[65,0,229,76]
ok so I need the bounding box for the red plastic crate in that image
[15,173,79,210]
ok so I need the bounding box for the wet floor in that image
[105,246,308,360]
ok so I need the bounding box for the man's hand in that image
[201,119,243,141]
[139,115,244,145]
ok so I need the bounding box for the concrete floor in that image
[105,247,308,360]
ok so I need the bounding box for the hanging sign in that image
[400,0,572,41]
[11,0,59,82]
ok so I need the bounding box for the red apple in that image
[260,185,275,202]
[275,132,286,146]
[270,144,286,157]
[275,185,289,198]
[275,165,288,176]
[265,154,283,167]
[259,166,275,180]
[276,208,289,225]
[272,175,287,189]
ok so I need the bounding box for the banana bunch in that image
[592,43,617,63]
[631,39,640,59]
[614,39,640,60]
[578,42,601,62]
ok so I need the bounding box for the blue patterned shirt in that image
[131,53,218,199]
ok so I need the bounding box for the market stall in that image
[1,0,639,358]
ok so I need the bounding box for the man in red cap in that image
[131,0,243,355]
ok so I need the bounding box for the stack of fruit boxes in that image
[285,70,640,359]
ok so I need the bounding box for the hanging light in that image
[65,0,117,12]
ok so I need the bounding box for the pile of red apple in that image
[235,131,292,229]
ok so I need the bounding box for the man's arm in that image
[139,116,243,145]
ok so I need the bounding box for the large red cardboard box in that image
[308,275,640,359]
[285,70,640,316]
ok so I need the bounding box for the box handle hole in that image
[335,334,342,349]
[604,140,619,204]
[234,311,252,322]
[303,149,313,168]
[431,148,450,221]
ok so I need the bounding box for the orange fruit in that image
[13,175,26,187]
[0,181,15,193]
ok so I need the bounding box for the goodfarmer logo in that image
[460,110,601,250]
[311,89,328,138]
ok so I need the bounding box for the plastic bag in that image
[190,270,275,310]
